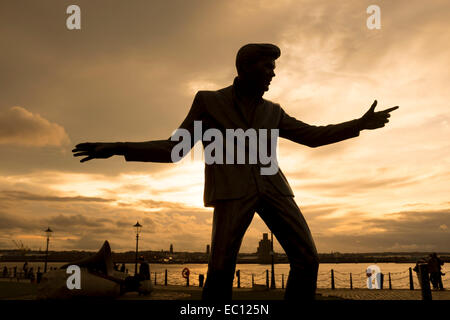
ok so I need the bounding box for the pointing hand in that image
[359,100,399,130]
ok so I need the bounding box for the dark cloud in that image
[313,209,450,252]
[0,211,37,232]
[45,214,111,229]
[62,237,111,251]
[298,175,416,197]
[0,190,112,202]
[0,107,69,146]
[1,201,449,253]
[139,199,207,211]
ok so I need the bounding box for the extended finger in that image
[369,100,377,112]
[74,143,95,150]
[380,106,399,113]
[80,156,94,163]
[73,152,90,157]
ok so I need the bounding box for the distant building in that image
[257,233,272,264]
[206,244,210,255]
[170,244,173,254]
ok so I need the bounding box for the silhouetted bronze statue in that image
[73,43,398,300]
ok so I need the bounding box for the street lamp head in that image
[134,221,142,235]
[45,227,53,238]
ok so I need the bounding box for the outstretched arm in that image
[72,140,179,163]
[278,100,399,148]
[72,92,205,163]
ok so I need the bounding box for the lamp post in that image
[44,227,53,273]
[134,221,142,275]
[270,231,276,289]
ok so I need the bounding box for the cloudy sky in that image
[1,0,449,253]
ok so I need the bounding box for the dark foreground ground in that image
[1,280,449,300]
[0,280,337,300]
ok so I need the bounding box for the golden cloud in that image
[0,106,70,147]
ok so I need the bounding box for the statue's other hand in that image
[359,100,399,130]
[72,142,116,162]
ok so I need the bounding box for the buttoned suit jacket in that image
[124,84,361,207]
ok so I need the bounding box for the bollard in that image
[266,270,269,288]
[236,270,240,288]
[388,272,392,290]
[409,267,414,290]
[350,273,353,290]
[282,274,284,289]
[154,272,157,285]
[165,269,168,286]
[418,264,432,300]
[199,274,204,288]
[252,274,255,287]
[331,269,335,290]
[380,273,384,289]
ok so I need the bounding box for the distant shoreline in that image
[1,251,449,265]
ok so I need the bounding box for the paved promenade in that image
[318,288,450,300]
[119,285,450,301]
[1,281,449,300]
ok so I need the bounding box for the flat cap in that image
[236,43,281,73]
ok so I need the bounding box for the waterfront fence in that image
[1,265,449,290]
[145,268,449,290]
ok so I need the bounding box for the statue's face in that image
[243,57,276,92]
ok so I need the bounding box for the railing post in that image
[409,267,414,290]
[164,269,168,286]
[282,274,285,289]
[350,273,353,289]
[252,274,254,287]
[154,272,157,285]
[266,270,269,288]
[236,270,240,288]
[331,269,335,290]
[418,264,432,300]
[380,273,384,289]
[388,272,392,290]
[199,274,204,287]
[186,273,190,287]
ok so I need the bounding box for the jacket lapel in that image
[213,85,268,130]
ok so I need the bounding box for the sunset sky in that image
[1,0,449,253]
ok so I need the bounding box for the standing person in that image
[22,262,28,279]
[2,266,7,278]
[428,253,445,290]
[138,256,150,281]
[120,263,126,273]
[36,266,42,284]
[28,267,34,283]
[73,43,398,300]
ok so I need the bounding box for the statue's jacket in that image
[125,83,361,207]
